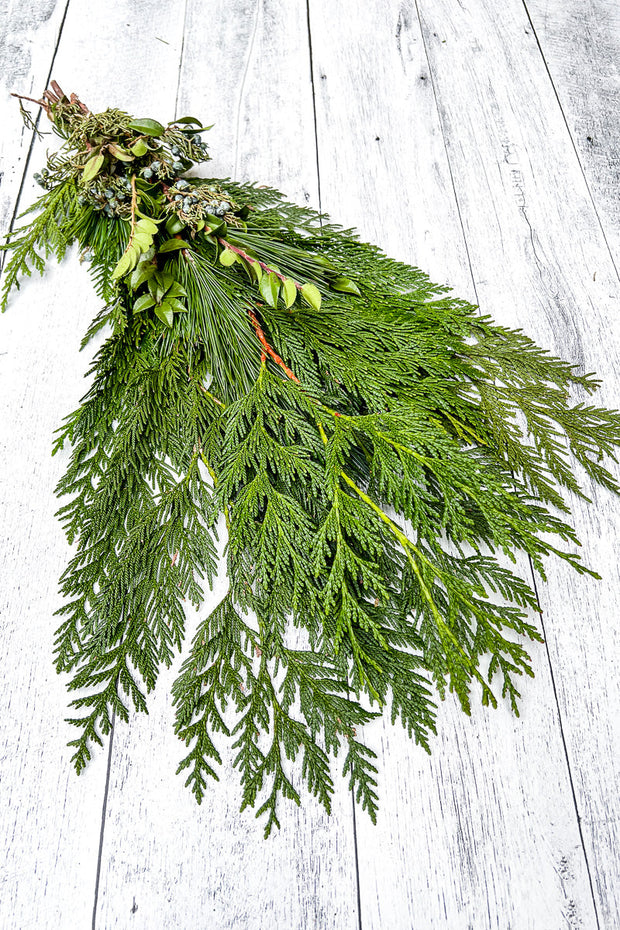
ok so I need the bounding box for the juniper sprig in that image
[2,83,619,836]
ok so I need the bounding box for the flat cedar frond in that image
[3,85,620,837]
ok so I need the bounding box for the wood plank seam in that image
[410,1,601,925]
[174,0,190,121]
[520,0,619,280]
[0,0,72,269]
[92,707,118,930]
[306,0,324,211]
[527,568,602,930]
[306,5,363,924]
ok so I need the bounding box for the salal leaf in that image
[134,294,156,313]
[154,302,174,326]
[172,116,203,126]
[82,153,104,182]
[166,282,187,299]
[260,272,280,309]
[131,139,149,157]
[282,278,297,309]
[130,262,155,290]
[331,276,361,296]
[203,213,226,234]
[159,239,187,253]
[166,297,186,313]
[128,118,165,137]
[301,282,322,310]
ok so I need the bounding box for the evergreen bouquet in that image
[3,84,619,836]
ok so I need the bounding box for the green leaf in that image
[111,247,139,280]
[133,233,153,252]
[260,272,280,309]
[136,217,159,235]
[165,215,185,235]
[134,294,156,313]
[150,271,175,302]
[250,261,263,283]
[203,214,225,236]
[301,282,322,310]
[159,239,187,253]
[166,297,186,313]
[331,276,361,296]
[108,143,134,162]
[166,282,187,299]
[129,263,155,290]
[128,118,165,137]
[171,116,203,126]
[81,153,104,183]
[130,139,149,157]
[219,249,237,267]
[154,302,174,326]
[282,278,297,309]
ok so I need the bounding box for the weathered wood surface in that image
[309,0,618,927]
[0,1,617,928]
[526,0,620,266]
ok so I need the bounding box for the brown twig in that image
[248,310,300,383]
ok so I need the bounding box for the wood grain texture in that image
[307,0,610,926]
[0,5,109,930]
[93,2,359,929]
[0,0,68,237]
[525,0,620,266]
[413,1,620,926]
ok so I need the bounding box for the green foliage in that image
[3,87,620,836]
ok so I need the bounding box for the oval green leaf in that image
[82,153,104,182]
[134,294,156,313]
[331,276,361,296]
[130,263,155,290]
[154,302,174,327]
[282,278,297,309]
[136,218,159,235]
[130,139,149,157]
[166,282,187,299]
[172,116,203,126]
[108,143,134,162]
[260,272,280,309]
[165,215,185,236]
[112,251,132,280]
[159,239,187,253]
[219,249,237,267]
[128,118,165,137]
[301,282,322,310]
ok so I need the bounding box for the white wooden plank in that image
[0,2,193,928]
[0,0,68,236]
[411,1,620,926]
[93,2,359,928]
[0,5,110,930]
[0,265,110,930]
[525,0,620,266]
[307,0,615,926]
